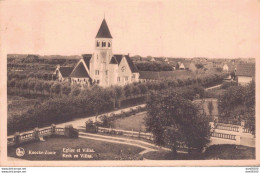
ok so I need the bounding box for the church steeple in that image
[96,18,112,38]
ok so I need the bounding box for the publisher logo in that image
[16,147,25,157]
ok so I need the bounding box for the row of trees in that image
[7,79,78,96]
[8,72,226,99]
[8,72,56,81]
[8,86,115,134]
[135,62,174,71]
[8,63,56,71]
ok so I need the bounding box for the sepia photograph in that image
[0,0,259,167]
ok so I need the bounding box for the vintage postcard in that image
[0,0,259,167]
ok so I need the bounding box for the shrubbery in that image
[7,68,227,135]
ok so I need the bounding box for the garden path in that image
[57,104,146,129]
[78,131,171,158]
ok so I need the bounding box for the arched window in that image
[102,41,106,47]
[96,41,100,47]
[108,42,111,47]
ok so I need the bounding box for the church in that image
[55,18,139,87]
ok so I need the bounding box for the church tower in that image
[90,18,113,87]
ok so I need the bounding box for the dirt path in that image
[78,131,171,158]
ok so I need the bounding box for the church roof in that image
[113,54,139,73]
[82,54,92,69]
[96,19,113,38]
[59,67,74,77]
[110,56,118,64]
[113,55,123,64]
[125,55,139,73]
[69,62,90,78]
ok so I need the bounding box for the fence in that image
[97,127,154,141]
[216,123,239,132]
[210,132,236,140]
[242,128,252,134]
[7,124,66,147]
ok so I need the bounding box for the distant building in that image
[236,63,255,85]
[139,71,160,82]
[55,18,139,87]
[178,61,197,71]
[223,63,236,73]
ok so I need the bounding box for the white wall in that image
[237,76,252,85]
[118,56,133,86]
[71,77,90,86]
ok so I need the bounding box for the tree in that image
[28,81,36,93]
[50,83,61,95]
[218,81,255,134]
[195,63,204,69]
[132,85,141,96]
[43,82,52,95]
[208,101,214,118]
[138,83,148,95]
[21,80,28,94]
[146,89,210,155]
[70,86,81,96]
[124,84,133,98]
[15,80,22,93]
[62,84,71,95]
[35,81,44,94]
[8,79,16,88]
[114,86,124,100]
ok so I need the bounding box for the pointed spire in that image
[96,18,112,38]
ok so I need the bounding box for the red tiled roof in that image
[236,63,255,77]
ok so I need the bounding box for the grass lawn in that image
[8,136,144,160]
[111,112,147,132]
[143,144,255,160]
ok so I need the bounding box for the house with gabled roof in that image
[55,18,139,87]
[222,62,236,73]
[54,65,74,82]
[236,63,255,85]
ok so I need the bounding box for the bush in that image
[221,81,237,89]
[85,120,97,133]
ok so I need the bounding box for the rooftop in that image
[236,63,255,77]
[96,19,113,38]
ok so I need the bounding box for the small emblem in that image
[16,147,25,157]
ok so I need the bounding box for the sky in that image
[1,0,260,58]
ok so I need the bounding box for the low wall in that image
[7,124,71,147]
[209,122,255,147]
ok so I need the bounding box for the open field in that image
[143,144,255,160]
[111,112,147,132]
[8,136,144,160]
